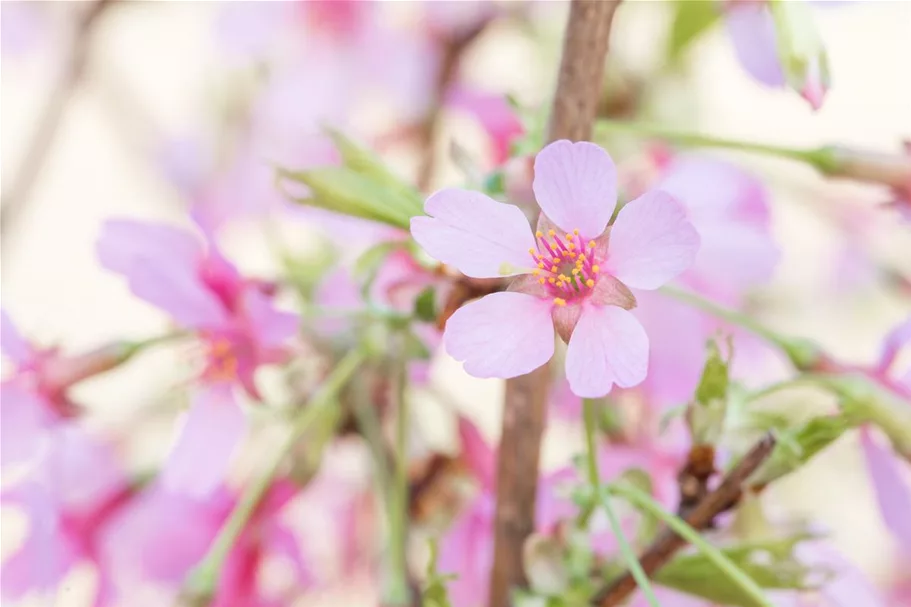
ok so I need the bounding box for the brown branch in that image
[0,0,116,242]
[592,433,777,607]
[487,3,622,607]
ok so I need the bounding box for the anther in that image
[539,278,546,284]
[528,248,535,254]
[548,277,556,284]
[592,265,600,273]
[551,265,558,273]
[588,241,595,248]
[535,231,543,238]
[573,229,579,235]
[585,279,595,288]
[554,298,566,306]
[533,269,540,276]
[548,229,556,237]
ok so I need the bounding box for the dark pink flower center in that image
[528,228,603,306]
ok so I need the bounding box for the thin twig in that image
[0,0,116,241]
[415,20,490,192]
[591,433,777,607]
[488,2,622,607]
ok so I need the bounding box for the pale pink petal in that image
[265,524,313,587]
[633,292,708,407]
[162,386,246,498]
[100,483,228,584]
[457,416,496,490]
[724,2,785,87]
[533,140,617,239]
[444,292,554,379]
[877,316,911,375]
[127,260,229,328]
[565,305,649,398]
[688,219,780,299]
[411,189,535,278]
[446,86,523,164]
[242,289,298,349]
[97,219,202,276]
[0,483,76,600]
[606,190,700,290]
[860,427,911,546]
[438,493,496,607]
[1,382,52,467]
[1,309,33,364]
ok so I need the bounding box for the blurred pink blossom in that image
[1,427,130,606]
[413,140,699,397]
[96,212,298,496]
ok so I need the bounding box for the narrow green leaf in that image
[655,535,825,607]
[279,167,414,229]
[749,414,858,486]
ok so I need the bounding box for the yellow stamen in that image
[586,279,595,288]
[571,268,580,276]
[553,257,561,263]
[588,241,596,248]
[592,265,600,273]
[539,278,546,284]
[535,230,543,238]
[573,229,580,235]
[537,262,545,269]
[528,248,535,254]
[556,281,564,288]
[569,252,577,259]
[568,243,575,251]
[551,265,558,273]
[553,298,566,307]
[578,254,586,261]
[548,229,556,237]
[532,269,540,276]
[565,233,573,240]
[548,277,556,284]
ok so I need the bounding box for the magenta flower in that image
[97,212,298,497]
[1,427,130,606]
[411,140,700,397]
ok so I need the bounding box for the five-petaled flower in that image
[96,208,298,497]
[411,140,700,397]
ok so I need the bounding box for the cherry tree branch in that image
[592,434,777,607]
[488,2,622,606]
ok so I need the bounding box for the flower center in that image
[527,228,601,306]
[203,336,239,382]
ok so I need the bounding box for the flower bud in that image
[769,0,831,110]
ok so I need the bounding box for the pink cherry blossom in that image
[411,140,700,397]
[1,310,136,469]
[97,211,298,496]
[101,479,311,605]
[447,86,524,166]
[438,418,577,606]
[1,427,131,606]
[723,0,830,110]
[857,317,911,548]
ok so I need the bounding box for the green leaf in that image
[413,287,437,323]
[423,539,455,607]
[686,338,731,444]
[666,0,721,63]
[655,535,826,607]
[325,128,425,212]
[749,414,858,486]
[352,241,401,298]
